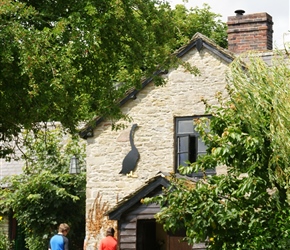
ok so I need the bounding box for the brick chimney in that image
[227,10,273,54]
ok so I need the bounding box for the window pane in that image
[177,120,194,134]
[197,138,207,154]
[189,136,197,163]
[178,136,189,153]
[178,153,188,166]
[197,138,207,159]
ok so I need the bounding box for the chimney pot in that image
[235,10,245,16]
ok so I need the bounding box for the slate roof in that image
[106,172,198,220]
[79,33,236,139]
[82,33,284,139]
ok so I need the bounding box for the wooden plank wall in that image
[118,202,160,249]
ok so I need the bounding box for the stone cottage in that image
[80,10,274,250]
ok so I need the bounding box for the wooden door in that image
[167,235,192,250]
[137,219,156,250]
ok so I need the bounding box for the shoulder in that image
[50,234,64,244]
[50,234,60,240]
[109,236,117,244]
[62,235,69,242]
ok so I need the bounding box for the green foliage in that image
[0,128,86,249]
[144,53,290,249]
[171,4,227,49]
[25,235,46,250]
[0,216,13,250]
[0,231,12,250]
[0,0,227,157]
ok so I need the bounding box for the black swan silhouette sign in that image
[119,124,140,175]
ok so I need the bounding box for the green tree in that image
[0,0,227,157]
[171,4,227,50]
[0,128,86,250]
[145,54,290,249]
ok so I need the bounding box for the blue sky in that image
[169,0,289,49]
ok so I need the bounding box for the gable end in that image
[107,177,170,220]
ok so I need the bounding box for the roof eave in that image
[79,33,235,139]
[107,175,170,220]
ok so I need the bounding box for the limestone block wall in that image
[85,48,230,249]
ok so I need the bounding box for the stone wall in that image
[85,47,229,249]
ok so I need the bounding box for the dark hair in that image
[106,227,115,237]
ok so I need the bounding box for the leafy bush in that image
[0,128,86,249]
[0,216,13,250]
[0,231,12,250]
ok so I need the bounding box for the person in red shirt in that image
[99,228,117,250]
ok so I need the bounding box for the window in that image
[175,116,215,177]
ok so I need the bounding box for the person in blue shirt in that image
[48,223,70,250]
